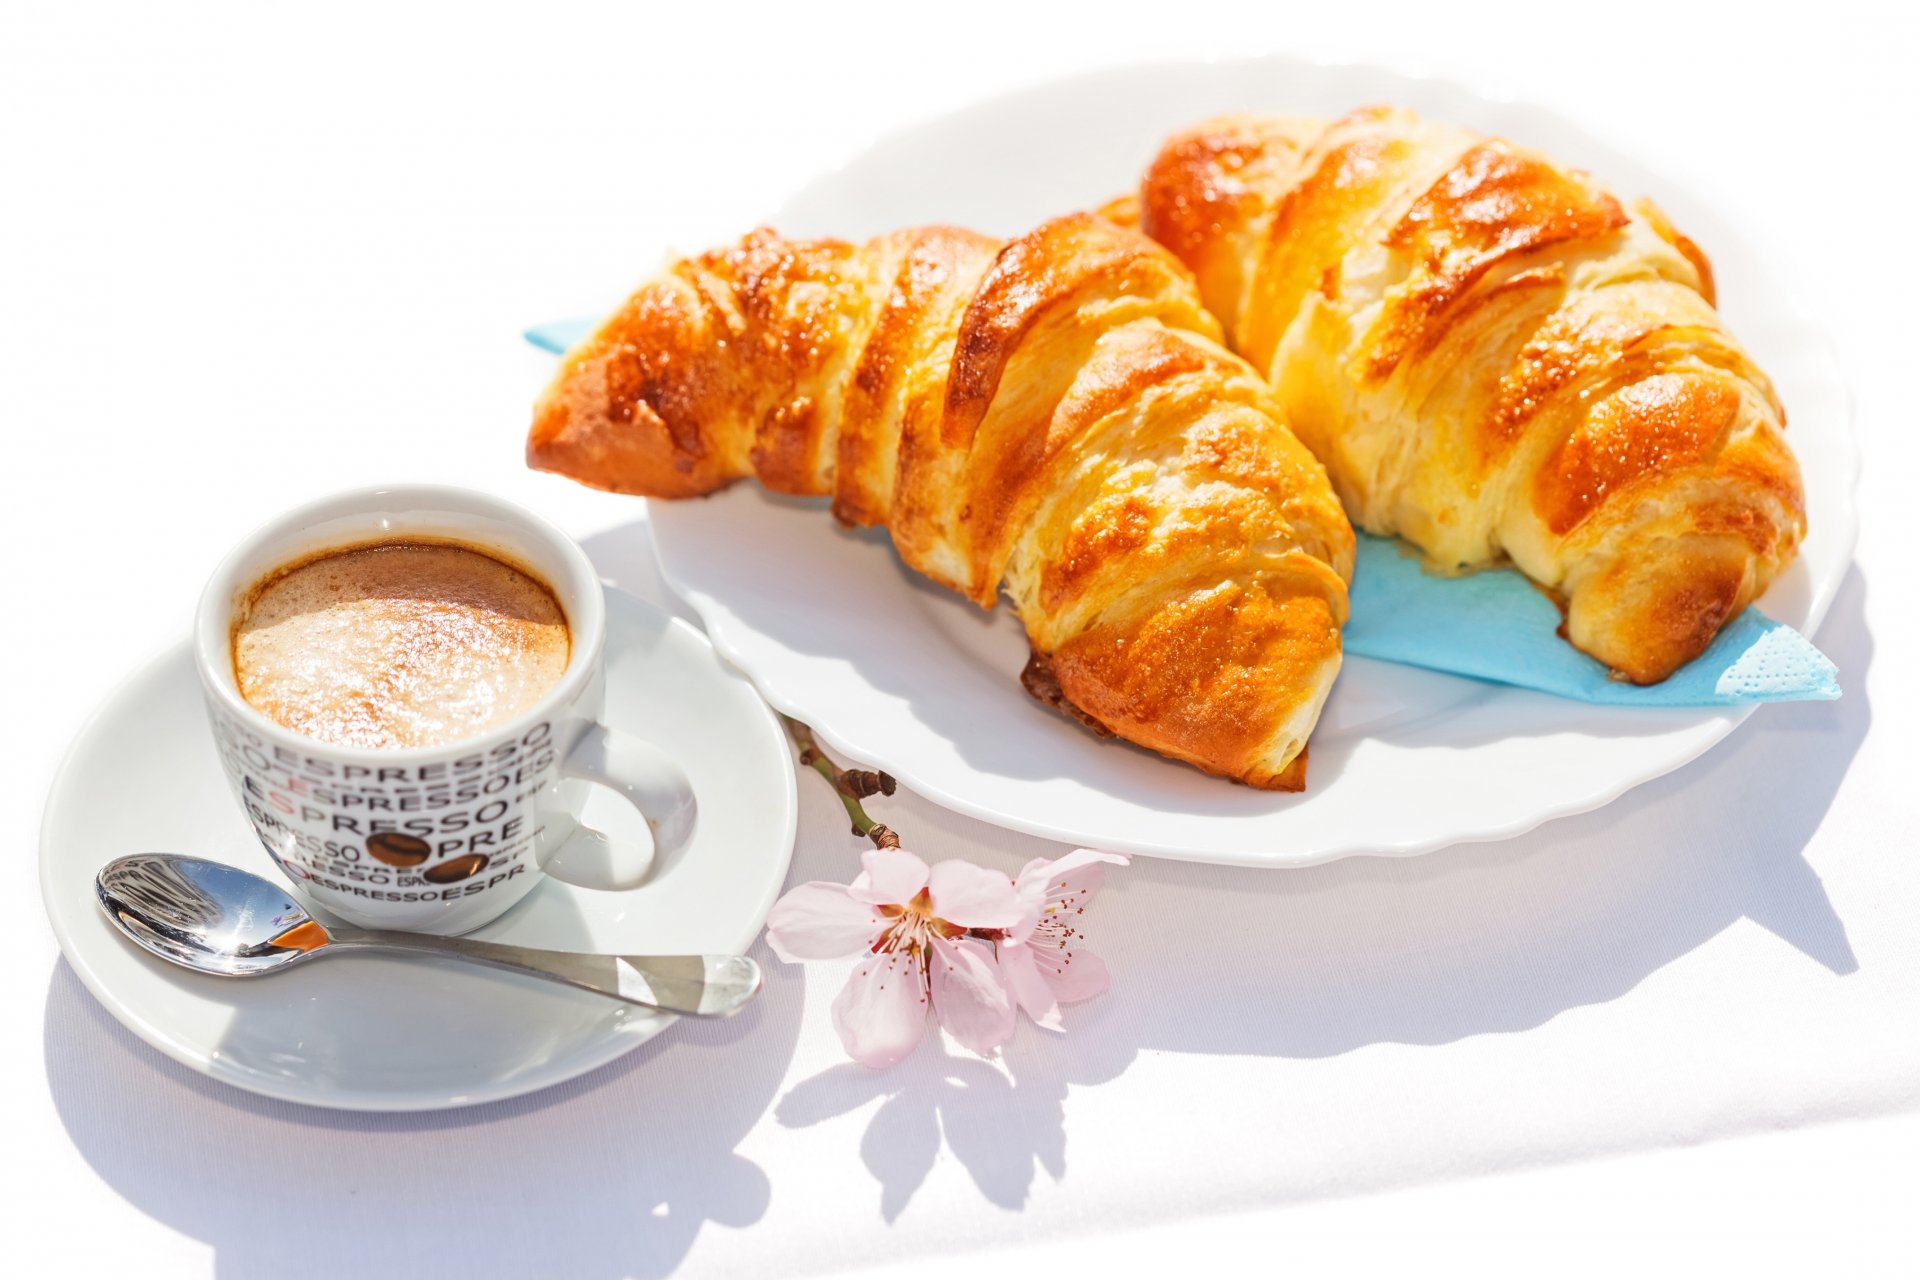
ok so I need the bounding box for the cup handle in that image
[549,724,697,891]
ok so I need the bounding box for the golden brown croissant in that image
[528,213,1354,788]
[1129,107,1805,684]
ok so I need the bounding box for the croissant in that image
[528,213,1354,789]
[1126,107,1806,684]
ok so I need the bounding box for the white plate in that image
[648,55,1858,868]
[39,590,797,1110]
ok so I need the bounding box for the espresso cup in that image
[193,484,696,935]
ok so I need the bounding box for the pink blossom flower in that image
[764,849,1025,1068]
[995,849,1128,1032]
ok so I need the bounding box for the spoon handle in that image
[328,929,761,1017]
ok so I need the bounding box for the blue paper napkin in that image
[1343,535,1835,705]
[526,320,1838,706]
[526,318,594,354]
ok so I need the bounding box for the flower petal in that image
[1038,943,1109,1005]
[1006,902,1043,944]
[925,859,1024,929]
[1015,848,1127,909]
[928,936,1015,1057]
[996,940,1064,1032]
[763,882,884,962]
[1005,859,1050,940]
[830,951,929,1068]
[847,848,930,908]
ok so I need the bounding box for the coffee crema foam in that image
[232,541,571,750]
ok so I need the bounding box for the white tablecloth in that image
[6,2,1916,1274]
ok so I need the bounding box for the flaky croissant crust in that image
[529,213,1354,788]
[1132,107,1806,683]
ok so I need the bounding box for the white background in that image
[4,1,1916,1275]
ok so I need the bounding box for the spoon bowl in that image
[96,853,325,976]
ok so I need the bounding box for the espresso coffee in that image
[232,540,571,750]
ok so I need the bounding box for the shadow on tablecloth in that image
[44,937,803,1280]
[768,565,1871,1223]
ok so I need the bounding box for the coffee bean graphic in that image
[366,832,432,868]
[422,853,490,884]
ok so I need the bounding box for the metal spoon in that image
[94,853,761,1017]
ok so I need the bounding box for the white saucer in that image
[648,54,1857,868]
[39,589,797,1111]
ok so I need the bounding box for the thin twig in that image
[783,716,902,849]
